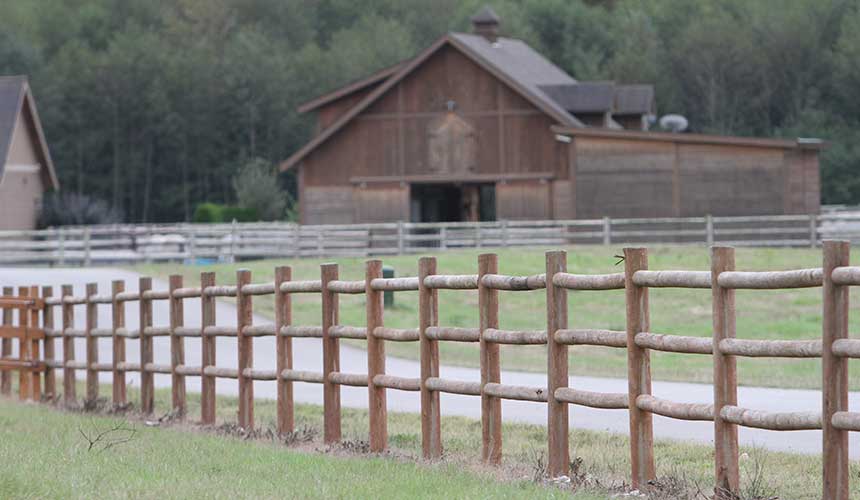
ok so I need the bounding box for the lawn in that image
[0,382,839,499]
[134,245,842,389]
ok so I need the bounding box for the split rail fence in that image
[9,211,860,265]
[3,241,860,498]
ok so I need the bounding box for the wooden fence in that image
[8,211,860,265]
[3,242,860,498]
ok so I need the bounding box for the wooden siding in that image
[0,112,43,230]
[354,184,409,223]
[302,186,354,225]
[496,180,551,220]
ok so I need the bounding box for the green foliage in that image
[232,157,288,221]
[2,0,859,221]
[221,205,259,223]
[191,203,223,223]
[39,192,122,227]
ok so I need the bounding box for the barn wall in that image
[0,114,43,230]
[353,183,409,223]
[300,44,563,223]
[302,186,354,225]
[496,180,551,220]
[571,135,820,219]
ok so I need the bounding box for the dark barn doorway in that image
[410,183,495,223]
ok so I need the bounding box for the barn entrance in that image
[409,183,495,223]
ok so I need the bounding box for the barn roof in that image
[614,84,655,115]
[0,75,59,190]
[281,33,586,171]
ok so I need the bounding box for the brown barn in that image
[281,7,821,224]
[0,76,58,230]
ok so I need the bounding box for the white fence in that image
[3,213,860,266]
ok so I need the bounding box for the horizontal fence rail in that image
[4,241,860,498]
[7,210,860,265]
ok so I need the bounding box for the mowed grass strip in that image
[134,245,841,389]
[1,382,840,500]
[0,399,587,500]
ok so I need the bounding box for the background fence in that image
[2,242,860,498]
[6,210,860,265]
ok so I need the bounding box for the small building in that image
[0,76,58,230]
[281,7,821,224]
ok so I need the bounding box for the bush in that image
[232,158,288,221]
[192,203,224,223]
[221,206,258,222]
[39,192,123,227]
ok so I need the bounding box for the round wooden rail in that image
[483,382,548,402]
[373,374,420,391]
[424,326,480,342]
[554,387,628,409]
[89,328,114,338]
[425,377,481,396]
[144,362,172,374]
[369,277,419,291]
[328,372,368,387]
[203,326,238,337]
[480,273,546,291]
[483,328,547,345]
[635,332,713,354]
[831,411,860,431]
[241,283,275,296]
[719,405,821,430]
[831,338,860,358]
[143,326,171,337]
[328,325,367,339]
[242,368,278,381]
[279,280,322,293]
[175,365,202,376]
[327,280,365,294]
[716,268,823,289]
[281,369,324,383]
[114,291,140,302]
[718,338,821,358]
[372,327,419,342]
[554,329,627,348]
[172,287,201,298]
[243,324,276,337]
[280,325,324,338]
[142,290,169,300]
[632,270,711,289]
[90,362,113,372]
[423,275,479,290]
[552,272,625,290]
[116,361,141,371]
[830,266,860,286]
[204,366,239,379]
[62,296,87,305]
[636,395,714,421]
[202,285,237,297]
[173,326,201,337]
[63,328,86,337]
[88,294,112,304]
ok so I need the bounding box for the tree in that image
[232,158,289,221]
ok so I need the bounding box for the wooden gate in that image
[0,286,44,400]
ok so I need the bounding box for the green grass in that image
[1,382,843,499]
[133,245,844,389]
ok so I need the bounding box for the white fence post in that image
[83,226,91,266]
[229,220,238,263]
[397,221,405,255]
[188,226,196,263]
[57,227,65,266]
[809,213,818,248]
[440,226,447,251]
[501,220,509,247]
[602,216,611,245]
[706,215,714,246]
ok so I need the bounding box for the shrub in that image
[192,203,224,223]
[221,206,258,222]
[232,158,288,221]
[39,192,123,227]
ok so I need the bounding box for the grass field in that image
[0,383,837,499]
[134,245,843,389]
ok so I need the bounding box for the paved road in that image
[3,267,859,458]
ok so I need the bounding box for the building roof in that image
[0,75,59,190]
[281,32,586,171]
[297,60,407,114]
[540,82,614,114]
[614,84,655,115]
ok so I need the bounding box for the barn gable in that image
[0,76,59,190]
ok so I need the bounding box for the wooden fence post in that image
[42,286,55,399]
[418,256,441,459]
[61,284,76,405]
[479,253,502,465]
[29,285,41,400]
[546,251,569,477]
[274,266,293,434]
[16,286,31,400]
[1,286,12,395]
[85,282,98,403]
[169,275,187,417]
[236,269,254,429]
[711,246,739,496]
[111,280,126,407]
[623,248,655,488]
[139,277,154,414]
[201,272,216,425]
[822,240,849,500]
[321,263,341,443]
[366,259,387,451]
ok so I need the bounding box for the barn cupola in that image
[471,6,501,43]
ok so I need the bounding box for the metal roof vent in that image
[471,5,500,43]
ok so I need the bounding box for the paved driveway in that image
[2,267,858,457]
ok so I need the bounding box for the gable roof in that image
[0,75,59,190]
[281,32,584,171]
[297,60,407,114]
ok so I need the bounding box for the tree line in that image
[1,0,858,223]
